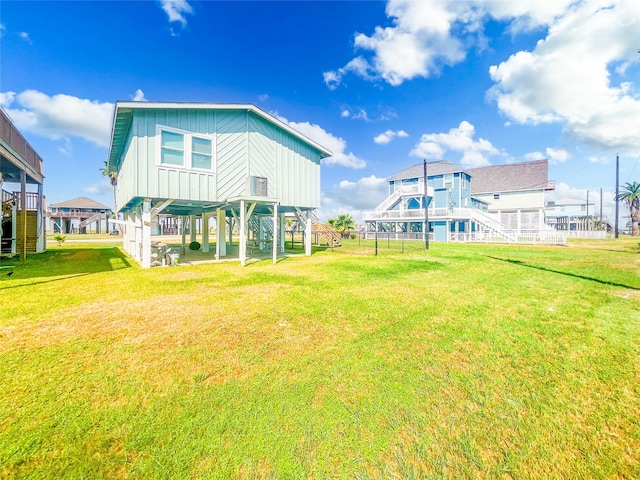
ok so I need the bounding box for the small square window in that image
[161,131,184,166]
[493,193,501,200]
[192,137,212,170]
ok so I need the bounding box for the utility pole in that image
[599,188,603,228]
[586,190,589,231]
[423,160,429,250]
[615,154,619,238]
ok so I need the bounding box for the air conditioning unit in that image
[249,176,268,196]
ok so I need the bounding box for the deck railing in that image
[0,109,43,176]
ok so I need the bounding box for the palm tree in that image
[100,160,118,232]
[328,213,355,239]
[616,181,640,236]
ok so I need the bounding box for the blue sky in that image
[1,0,639,224]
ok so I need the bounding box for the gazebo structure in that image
[0,108,46,259]
[106,102,332,268]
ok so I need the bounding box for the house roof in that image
[386,161,466,182]
[468,159,550,194]
[49,197,111,210]
[107,102,333,172]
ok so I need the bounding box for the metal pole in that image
[375,221,378,256]
[615,154,619,238]
[423,160,429,249]
[586,190,589,231]
[599,188,603,228]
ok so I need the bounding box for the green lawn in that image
[1,239,639,479]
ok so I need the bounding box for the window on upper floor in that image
[158,127,214,172]
[461,175,467,189]
[444,174,453,188]
[191,136,212,170]
[493,193,501,200]
[160,130,184,166]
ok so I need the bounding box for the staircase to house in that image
[78,212,105,231]
[247,215,273,252]
[311,212,342,247]
[468,209,519,242]
[1,191,13,254]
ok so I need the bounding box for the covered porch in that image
[0,109,46,259]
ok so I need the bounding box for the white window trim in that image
[156,125,216,173]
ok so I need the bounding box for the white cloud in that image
[84,179,114,196]
[545,147,570,164]
[319,175,389,222]
[0,24,5,37]
[410,120,498,167]
[374,129,408,145]
[159,0,194,26]
[341,105,397,122]
[131,89,147,101]
[258,93,269,102]
[488,0,640,154]
[324,56,376,89]
[1,90,114,147]
[19,32,31,43]
[341,107,370,122]
[525,147,570,164]
[0,91,15,107]
[275,113,367,169]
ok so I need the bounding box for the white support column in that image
[134,208,142,263]
[272,203,278,264]
[181,215,187,255]
[142,199,151,269]
[202,213,210,253]
[239,200,247,266]
[190,214,197,243]
[37,183,45,252]
[216,209,227,258]
[305,210,312,256]
[229,211,236,246]
[279,213,286,253]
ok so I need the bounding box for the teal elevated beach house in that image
[107,102,332,268]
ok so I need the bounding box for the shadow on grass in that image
[0,247,133,288]
[486,256,639,291]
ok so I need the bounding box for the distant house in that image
[0,108,46,258]
[106,102,332,268]
[545,201,609,236]
[363,159,559,243]
[48,197,112,234]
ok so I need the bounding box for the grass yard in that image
[1,238,639,479]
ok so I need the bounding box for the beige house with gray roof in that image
[48,197,112,234]
[468,159,555,233]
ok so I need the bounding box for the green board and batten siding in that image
[113,106,323,211]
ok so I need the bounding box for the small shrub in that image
[54,234,66,246]
[189,241,201,251]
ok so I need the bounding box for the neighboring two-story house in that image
[363,159,558,243]
[48,197,112,234]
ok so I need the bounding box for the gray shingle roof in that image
[49,197,111,210]
[468,159,549,194]
[386,161,466,182]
